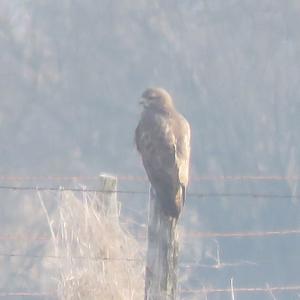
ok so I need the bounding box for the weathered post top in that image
[144,187,179,300]
[96,174,119,220]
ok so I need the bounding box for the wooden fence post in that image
[96,174,119,220]
[144,187,179,300]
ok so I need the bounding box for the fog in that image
[1,1,300,299]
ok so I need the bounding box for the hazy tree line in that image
[1,1,300,298]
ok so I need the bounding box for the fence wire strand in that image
[0,253,141,261]
[181,284,300,294]
[1,174,300,297]
[184,228,300,238]
[0,292,53,297]
[1,175,300,181]
[2,227,300,244]
[1,184,300,200]
[1,285,300,297]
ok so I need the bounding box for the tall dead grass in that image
[41,190,144,300]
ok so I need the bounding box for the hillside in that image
[1,1,300,299]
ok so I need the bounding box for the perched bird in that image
[135,88,191,219]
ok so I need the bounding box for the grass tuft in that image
[43,190,144,300]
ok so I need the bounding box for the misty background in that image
[1,1,300,299]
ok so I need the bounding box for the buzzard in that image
[135,88,191,219]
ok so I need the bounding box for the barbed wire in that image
[1,175,300,182]
[0,252,287,273]
[190,175,300,181]
[1,184,300,200]
[2,226,300,244]
[181,284,300,294]
[184,228,300,238]
[0,292,53,297]
[0,175,100,181]
[0,235,50,241]
[0,185,147,194]
[0,253,142,262]
[188,192,300,199]
[1,174,300,297]
[1,284,300,297]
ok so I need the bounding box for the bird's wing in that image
[136,113,180,195]
[175,116,191,187]
[135,112,190,218]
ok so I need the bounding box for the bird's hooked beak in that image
[139,98,147,107]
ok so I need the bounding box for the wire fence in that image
[0,292,54,298]
[181,285,300,295]
[1,184,300,200]
[1,225,300,243]
[1,174,300,298]
[3,284,300,298]
[0,253,142,261]
[2,284,300,298]
[1,174,300,181]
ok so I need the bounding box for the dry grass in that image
[41,190,144,300]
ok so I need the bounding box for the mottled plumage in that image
[135,88,191,219]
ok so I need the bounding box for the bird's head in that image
[140,87,174,112]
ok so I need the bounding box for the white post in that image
[97,174,119,220]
